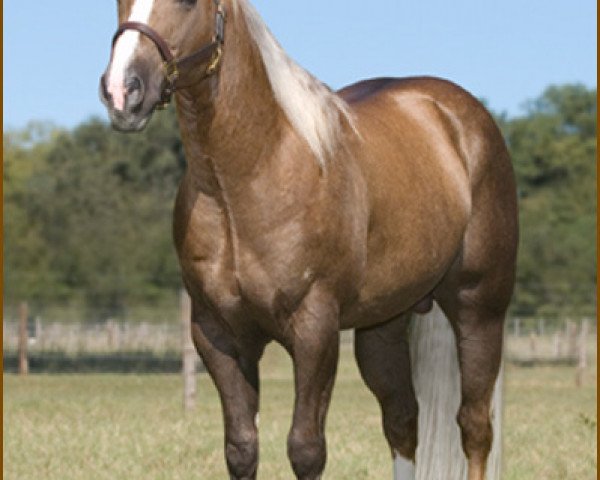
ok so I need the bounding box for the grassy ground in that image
[4,343,597,479]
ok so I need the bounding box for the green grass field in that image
[4,343,597,479]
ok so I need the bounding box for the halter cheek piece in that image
[110,0,226,109]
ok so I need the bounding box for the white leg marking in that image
[254,413,260,428]
[107,0,155,111]
[393,452,415,480]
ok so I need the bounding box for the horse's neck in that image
[174,11,293,193]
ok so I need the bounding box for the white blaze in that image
[107,0,155,111]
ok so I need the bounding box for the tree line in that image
[3,84,596,322]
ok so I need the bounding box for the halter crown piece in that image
[111,0,226,109]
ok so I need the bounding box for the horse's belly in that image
[341,181,469,328]
[342,261,451,328]
[342,274,444,329]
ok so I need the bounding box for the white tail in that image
[407,302,503,480]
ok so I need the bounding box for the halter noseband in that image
[110,0,226,109]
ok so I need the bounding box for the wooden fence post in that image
[181,290,196,411]
[528,332,537,360]
[575,319,589,388]
[567,320,578,359]
[106,320,116,350]
[35,316,42,340]
[553,332,562,359]
[18,302,29,375]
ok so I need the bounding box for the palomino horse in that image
[100,1,518,479]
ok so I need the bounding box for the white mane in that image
[233,0,355,166]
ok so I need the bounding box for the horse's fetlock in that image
[383,405,418,460]
[457,403,492,456]
[287,431,326,479]
[226,430,258,479]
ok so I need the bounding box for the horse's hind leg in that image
[434,116,517,479]
[354,314,418,479]
[435,288,505,480]
[436,228,516,479]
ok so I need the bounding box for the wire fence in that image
[3,320,181,354]
[3,313,596,373]
[2,315,186,374]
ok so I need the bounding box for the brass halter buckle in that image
[164,61,180,85]
[206,1,226,76]
[156,61,180,110]
[205,45,223,76]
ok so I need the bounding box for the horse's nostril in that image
[124,75,145,111]
[99,74,113,103]
[125,76,142,95]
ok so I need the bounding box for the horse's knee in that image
[225,428,258,480]
[287,430,326,479]
[457,402,493,460]
[382,399,419,460]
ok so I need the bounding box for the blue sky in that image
[3,0,597,131]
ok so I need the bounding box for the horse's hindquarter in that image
[340,78,479,327]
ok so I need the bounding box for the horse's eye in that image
[178,0,197,6]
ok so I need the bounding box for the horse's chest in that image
[181,245,315,337]
[178,233,242,320]
[176,205,312,327]
[173,187,238,317]
[174,174,350,331]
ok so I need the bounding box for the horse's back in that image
[338,76,510,186]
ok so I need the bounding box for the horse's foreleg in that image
[284,286,340,480]
[190,302,265,480]
[354,314,418,479]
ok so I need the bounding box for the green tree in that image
[501,84,597,318]
[3,122,64,306]
[4,109,186,321]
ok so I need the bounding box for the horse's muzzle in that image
[99,73,152,133]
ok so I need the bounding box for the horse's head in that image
[100,0,225,132]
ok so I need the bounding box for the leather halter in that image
[110,0,226,109]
